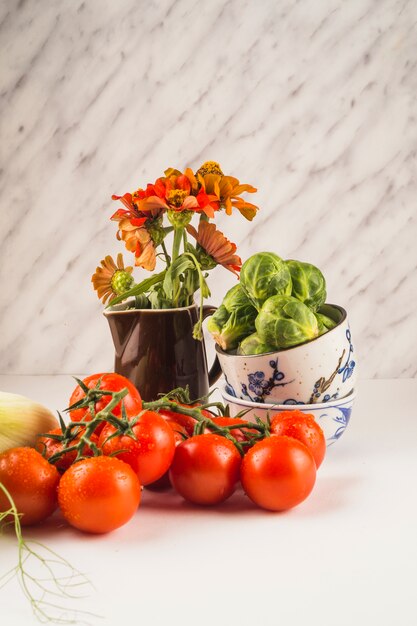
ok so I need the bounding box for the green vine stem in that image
[142,394,269,456]
[49,383,267,464]
[43,382,268,468]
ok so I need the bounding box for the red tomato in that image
[0,447,60,526]
[69,373,142,434]
[270,410,326,468]
[241,436,316,511]
[98,410,175,486]
[169,434,241,505]
[145,420,188,491]
[36,428,99,472]
[58,456,141,534]
[158,402,213,436]
[210,417,257,446]
[165,419,188,444]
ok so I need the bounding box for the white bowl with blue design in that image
[216,304,356,405]
[221,385,355,445]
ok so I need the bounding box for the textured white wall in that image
[1,0,416,377]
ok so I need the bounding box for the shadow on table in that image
[4,474,361,546]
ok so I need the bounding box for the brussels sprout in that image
[316,311,337,336]
[237,333,275,356]
[240,252,292,311]
[286,260,326,311]
[207,304,229,337]
[318,304,343,324]
[222,284,252,311]
[255,295,319,349]
[207,286,257,351]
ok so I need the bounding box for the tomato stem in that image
[142,396,269,456]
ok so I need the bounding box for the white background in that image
[1,0,417,377]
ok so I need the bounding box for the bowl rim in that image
[221,385,356,409]
[215,303,347,359]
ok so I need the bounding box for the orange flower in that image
[91,254,133,304]
[111,193,158,270]
[136,169,219,218]
[186,221,242,276]
[196,161,258,221]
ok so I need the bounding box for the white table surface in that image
[1,376,417,626]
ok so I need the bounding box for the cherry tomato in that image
[210,417,257,446]
[158,402,213,436]
[146,420,188,491]
[58,456,141,534]
[241,436,316,511]
[69,373,142,434]
[270,410,326,468]
[169,434,241,505]
[0,447,60,526]
[165,419,188,443]
[36,428,99,472]
[98,410,175,486]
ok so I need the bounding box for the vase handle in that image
[202,305,222,388]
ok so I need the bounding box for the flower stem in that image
[171,227,183,264]
[182,251,205,340]
[161,240,171,267]
[171,227,184,306]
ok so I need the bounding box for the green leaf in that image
[163,255,194,300]
[106,271,166,307]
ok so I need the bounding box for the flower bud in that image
[111,271,134,296]
[147,217,165,245]
[167,210,193,228]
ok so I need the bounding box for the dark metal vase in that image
[104,303,221,401]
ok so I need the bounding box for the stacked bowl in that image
[217,304,357,445]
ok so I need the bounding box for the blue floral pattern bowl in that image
[216,304,356,405]
[221,385,356,445]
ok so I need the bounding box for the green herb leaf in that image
[163,256,194,300]
[106,271,166,307]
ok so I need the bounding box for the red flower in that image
[135,169,219,218]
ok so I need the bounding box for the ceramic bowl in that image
[221,385,356,445]
[216,304,357,405]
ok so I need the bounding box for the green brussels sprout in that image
[316,312,337,336]
[240,252,292,311]
[207,304,229,336]
[255,295,319,349]
[318,304,343,324]
[286,260,326,311]
[222,284,252,311]
[207,285,257,351]
[237,333,275,356]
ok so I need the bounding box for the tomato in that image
[210,417,257,446]
[241,436,316,511]
[36,428,99,472]
[0,447,60,526]
[145,420,188,491]
[270,410,326,468]
[158,402,213,436]
[69,373,142,434]
[98,410,175,486]
[169,434,241,505]
[165,419,188,443]
[57,456,141,534]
